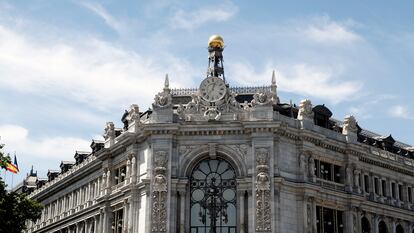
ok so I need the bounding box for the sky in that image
[0,0,413,187]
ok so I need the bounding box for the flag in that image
[6,154,19,174]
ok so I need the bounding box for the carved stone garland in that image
[255,148,271,233]
[151,150,168,233]
[176,89,241,121]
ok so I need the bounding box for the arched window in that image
[190,159,237,233]
[361,216,370,233]
[396,224,404,233]
[378,221,388,233]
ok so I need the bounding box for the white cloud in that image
[302,16,361,44]
[79,2,124,34]
[389,105,414,120]
[170,2,238,30]
[228,62,362,104]
[0,124,91,161]
[0,24,196,110]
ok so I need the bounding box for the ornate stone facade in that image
[22,36,414,233]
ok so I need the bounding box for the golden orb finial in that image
[208,34,224,48]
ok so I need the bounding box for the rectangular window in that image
[374,178,379,195]
[392,183,396,199]
[316,206,343,233]
[398,184,403,201]
[333,165,341,183]
[114,165,127,185]
[112,208,124,233]
[364,175,369,193]
[381,180,386,197]
[320,161,331,181]
[408,187,412,203]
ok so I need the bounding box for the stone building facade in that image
[24,35,414,233]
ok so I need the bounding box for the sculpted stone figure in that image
[299,153,307,175]
[297,99,313,120]
[308,156,315,178]
[343,115,358,135]
[103,122,115,140]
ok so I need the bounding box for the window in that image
[398,184,403,201]
[190,159,237,233]
[361,217,370,233]
[408,187,412,203]
[374,178,379,195]
[392,183,396,199]
[381,180,386,197]
[364,175,369,193]
[112,209,124,233]
[316,206,343,233]
[314,159,342,183]
[114,166,127,185]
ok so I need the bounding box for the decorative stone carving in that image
[308,156,315,179]
[151,150,168,232]
[297,99,313,120]
[251,91,272,106]
[126,104,140,125]
[178,145,198,158]
[177,87,241,121]
[227,144,249,159]
[103,122,115,140]
[343,115,358,135]
[152,75,172,109]
[299,153,307,176]
[255,148,271,232]
[306,197,313,233]
[346,165,353,186]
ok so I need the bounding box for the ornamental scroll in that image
[151,150,168,233]
[255,148,271,233]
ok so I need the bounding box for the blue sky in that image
[0,0,413,187]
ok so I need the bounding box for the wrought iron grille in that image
[190,159,237,233]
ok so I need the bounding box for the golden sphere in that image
[208,34,224,48]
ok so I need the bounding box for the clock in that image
[199,77,226,102]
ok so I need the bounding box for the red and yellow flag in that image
[6,155,19,174]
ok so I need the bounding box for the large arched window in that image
[396,224,404,233]
[190,159,237,233]
[361,216,370,233]
[378,221,388,233]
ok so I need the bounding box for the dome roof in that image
[208,34,224,48]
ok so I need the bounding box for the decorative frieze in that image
[255,147,271,233]
[151,150,168,233]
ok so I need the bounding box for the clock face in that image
[199,77,226,102]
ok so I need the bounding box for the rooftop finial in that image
[271,70,276,86]
[164,74,169,88]
[271,70,279,103]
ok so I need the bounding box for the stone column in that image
[94,215,99,233]
[106,169,111,195]
[239,190,245,233]
[353,169,360,193]
[131,156,136,184]
[123,200,129,233]
[126,158,131,185]
[179,191,186,233]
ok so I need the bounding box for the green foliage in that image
[0,143,43,233]
[0,178,43,233]
[0,143,11,169]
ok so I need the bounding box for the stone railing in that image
[29,155,96,198]
[171,85,272,96]
[369,147,414,168]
